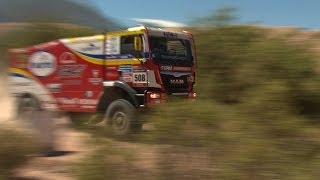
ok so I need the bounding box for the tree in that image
[191,7,238,26]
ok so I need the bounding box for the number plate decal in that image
[133,72,147,83]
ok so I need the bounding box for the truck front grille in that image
[160,73,189,93]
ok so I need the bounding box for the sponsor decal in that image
[80,105,96,109]
[160,65,173,71]
[106,36,120,55]
[80,43,101,52]
[78,99,97,105]
[160,65,191,72]
[88,69,103,84]
[88,78,103,84]
[59,52,77,64]
[106,66,117,70]
[47,83,62,93]
[133,68,147,72]
[28,51,57,77]
[160,54,187,60]
[92,69,99,78]
[85,91,93,98]
[58,98,98,105]
[106,55,134,59]
[62,79,82,85]
[58,65,86,77]
[173,66,191,71]
[119,64,132,68]
[119,65,133,82]
[163,32,178,39]
[122,76,132,82]
[120,68,132,73]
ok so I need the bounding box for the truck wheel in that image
[16,96,40,122]
[106,99,142,136]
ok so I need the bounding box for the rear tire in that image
[16,96,41,122]
[106,99,142,136]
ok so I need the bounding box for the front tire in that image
[106,99,142,136]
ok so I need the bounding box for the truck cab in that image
[104,26,197,106]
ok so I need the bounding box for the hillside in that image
[0,0,121,31]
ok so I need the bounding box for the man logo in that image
[170,79,184,85]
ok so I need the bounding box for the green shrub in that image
[138,98,320,179]
[194,26,320,117]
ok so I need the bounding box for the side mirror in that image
[134,36,142,51]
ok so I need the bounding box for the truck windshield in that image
[150,36,193,66]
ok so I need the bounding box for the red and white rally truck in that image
[8,26,197,135]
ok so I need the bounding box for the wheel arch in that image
[96,81,139,112]
[17,92,42,109]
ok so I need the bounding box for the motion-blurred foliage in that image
[74,25,320,179]
[195,26,319,110]
[138,26,320,179]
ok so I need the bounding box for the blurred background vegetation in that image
[73,8,320,180]
[72,24,320,179]
[0,3,320,180]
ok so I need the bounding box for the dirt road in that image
[0,78,93,180]
[11,118,92,180]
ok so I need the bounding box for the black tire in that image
[16,96,41,122]
[106,99,142,136]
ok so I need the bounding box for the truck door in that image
[105,32,145,86]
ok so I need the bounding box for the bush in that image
[139,99,320,179]
[193,26,320,117]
